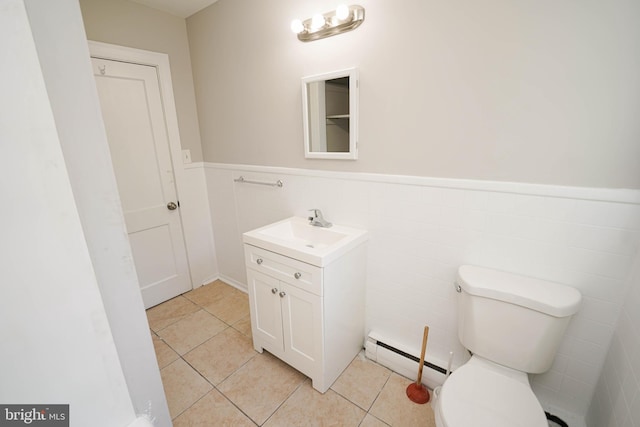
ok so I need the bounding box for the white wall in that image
[188,0,640,189]
[0,1,139,425]
[22,1,172,425]
[181,163,219,286]
[205,163,640,423]
[587,253,640,427]
[68,0,640,423]
[189,2,640,421]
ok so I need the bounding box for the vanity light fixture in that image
[291,5,365,42]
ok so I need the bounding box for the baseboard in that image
[218,274,248,293]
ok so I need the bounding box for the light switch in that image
[182,149,192,164]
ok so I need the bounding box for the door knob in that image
[271,288,278,294]
[279,291,286,298]
[167,201,178,210]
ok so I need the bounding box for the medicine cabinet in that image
[302,68,358,160]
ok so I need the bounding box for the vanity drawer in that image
[244,244,323,296]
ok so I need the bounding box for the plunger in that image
[406,326,431,404]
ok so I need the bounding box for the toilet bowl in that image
[435,356,547,427]
[434,265,581,427]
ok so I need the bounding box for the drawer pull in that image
[256,258,263,265]
[271,288,278,294]
[279,291,286,298]
[294,272,302,279]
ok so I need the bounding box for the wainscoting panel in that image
[204,162,640,422]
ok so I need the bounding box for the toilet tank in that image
[456,265,581,374]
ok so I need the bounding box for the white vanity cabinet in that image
[243,242,367,393]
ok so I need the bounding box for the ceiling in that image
[128,0,220,18]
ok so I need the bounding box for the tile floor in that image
[147,280,437,426]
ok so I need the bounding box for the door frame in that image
[89,41,193,289]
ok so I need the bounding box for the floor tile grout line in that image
[329,366,394,426]
[329,352,394,412]
[174,309,256,385]
[167,289,266,424]
[367,373,394,422]
[155,290,246,421]
[162,323,260,423]
[156,285,295,421]
[156,312,229,359]
[209,346,309,426]
[321,385,369,427]
[259,376,309,426]
[209,347,260,388]
[147,295,200,334]
[359,413,390,427]
[161,287,328,424]
[211,383,260,426]
[153,281,432,426]
[169,388,212,422]
[164,343,258,423]
[329,386,372,413]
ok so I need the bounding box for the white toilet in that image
[434,265,581,427]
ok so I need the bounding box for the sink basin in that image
[243,217,368,267]
[256,219,346,249]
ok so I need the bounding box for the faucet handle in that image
[307,209,331,227]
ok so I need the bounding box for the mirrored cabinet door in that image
[302,68,358,160]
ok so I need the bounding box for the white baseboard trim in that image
[194,274,246,293]
[198,274,219,288]
[218,274,248,293]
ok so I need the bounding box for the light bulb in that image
[290,19,304,34]
[311,14,326,31]
[336,4,350,21]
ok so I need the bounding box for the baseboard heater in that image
[365,332,451,390]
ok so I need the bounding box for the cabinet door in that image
[280,283,323,375]
[247,269,283,352]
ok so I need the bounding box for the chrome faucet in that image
[308,209,332,228]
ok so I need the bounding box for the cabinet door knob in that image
[271,288,278,294]
[294,272,301,279]
[256,258,263,265]
[279,291,286,298]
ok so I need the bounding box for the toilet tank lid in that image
[457,265,582,317]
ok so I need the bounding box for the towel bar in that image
[234,176,283,188]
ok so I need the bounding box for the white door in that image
[92,58,191,308]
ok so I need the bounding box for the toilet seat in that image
[437,357,548,427]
